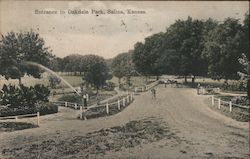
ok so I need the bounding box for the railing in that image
[79,92,135,120]
[51,81,159,120]
[134,80,159,92]
[198,87,220,95]
[0,112,40,125]
[211,95,249,113]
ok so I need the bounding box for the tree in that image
[0,30,52,84]
[238,54,250,99]
[111,52,134,87]
[48,75,61,89]
[82,55,110,94]
[239,13,249,99]
[203,18,242,81]
[132,33,164,79]
[240,13,249,60]
[163,17,212,83]
[48,56,63,72]
[61,54,84,75]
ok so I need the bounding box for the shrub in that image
[36,102,58,115]
[48,75,61,89]
[0,102,58,117]
[1,84,50,108]
[103,81,116,91]
[58,94,83,103]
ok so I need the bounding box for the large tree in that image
[239,13,249,98]
[82,55,110,93]
[111,52,134,87]
[132,33,164,79]
[0,30,52,84]
[203,18,242,81]
[61,54,84,75]
[163,17,213,83]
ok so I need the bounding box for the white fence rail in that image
[134,80,159,93]
[0,112,40,125]
[211,95,249,113]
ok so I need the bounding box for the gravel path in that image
[0,85,249,158]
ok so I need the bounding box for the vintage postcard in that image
[0,1,249,159]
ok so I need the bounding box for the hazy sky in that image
[0,1,249,58]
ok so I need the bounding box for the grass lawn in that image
[0,73,83,89]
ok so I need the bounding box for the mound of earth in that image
[0,122,38,132]
[2,117,177,159]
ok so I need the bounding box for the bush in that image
[48,75,61,89]
[0,102,58,117]
[58,94,83,104]
[1,84,50,108]
[222,81,247,92]
[103,82,116,91]
[36,102,58,115]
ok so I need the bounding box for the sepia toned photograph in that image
[0,0,249,158]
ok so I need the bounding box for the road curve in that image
[0,85,249,158]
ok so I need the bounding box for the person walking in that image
[151,88,156,99]
[197,83,201,95]
[164,80,167,88]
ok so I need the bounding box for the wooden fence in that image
[134,80,159,92]
[211,95,249,113]
[0,112,40,125]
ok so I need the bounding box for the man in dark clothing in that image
[151,88,156,99]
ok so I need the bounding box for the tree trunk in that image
[192,76,195,84]
[184,76,187,83]
[247,79,250,99]
[96,87,99,95]
[18,78,22,85]
[118,78,121,88]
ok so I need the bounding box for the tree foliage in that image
[111,52,134,86]
[1,84,50,108]
[203,18,242,80]
[0,30,52,83]
[82,55,111,93]
[132,14,248,84]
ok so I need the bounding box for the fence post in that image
[65,102,68,107]
[80,106,83,119]
[123,98,126,106]
[212,95,214,106]
[229,101,232,112]
[135,87,137,93]
[127,95,130,103]
[15,116,18,122]
[74,103,77,109]
[86,94,89,101]
[130,93,133,101]
[218,98,221,109]
[106,103,109,114]
[83,108,87,120]
[117,100,120,110]
[37,112,40,125]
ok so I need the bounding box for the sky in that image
[0,1,249,58]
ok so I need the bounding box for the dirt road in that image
[0,85,249,158]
